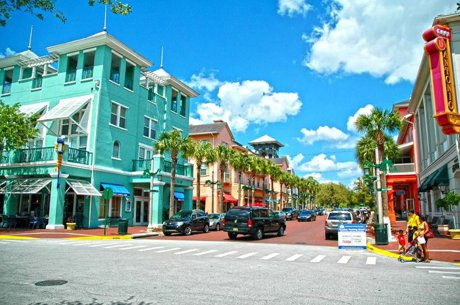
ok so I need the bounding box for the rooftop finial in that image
[28,25,33,50]
[160,46,164,68]
[103,4,108,32]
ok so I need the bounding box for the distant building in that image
[0,31,198,229]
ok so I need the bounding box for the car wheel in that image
[163,232,171,236]
[216,223,220,231]
[277,226,285,236]
[228,232,237,239]
[203,224,209,233]
[253,228,263,240]
[184,226,192,236]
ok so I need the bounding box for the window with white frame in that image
[200,163,208,176]
[139,145,154,160]
[110,52,121,84]
[60,108,88,150]
[156,84,165,97]
[179,93,187,116]
[113,141,120,159]
[66,53,78,83]
[143,116,157,139]
[2,68,13,95]
[171,89,178,112]
[82,50,95,80]
[110,102,127,129]
[124,61,134,90]
[20,67,33,80]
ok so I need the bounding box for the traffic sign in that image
[103,187,113,200]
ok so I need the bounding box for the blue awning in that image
[174,191,184,200]
[101,183,130,196]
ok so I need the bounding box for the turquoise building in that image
[0,31,197,230]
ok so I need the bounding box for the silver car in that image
[325,211,359,240]
[208,213,225,231]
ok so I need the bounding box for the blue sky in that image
[0,0,457,187]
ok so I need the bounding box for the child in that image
[397,229,406,254]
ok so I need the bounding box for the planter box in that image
[437,224,450,236]
[66,222,76,230]
[449,229,460,239]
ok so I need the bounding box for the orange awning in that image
[223,193,238,203]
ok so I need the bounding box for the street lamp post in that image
[205,170,220,213]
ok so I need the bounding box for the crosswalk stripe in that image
[286,254,302,262]
[366,257,377,265]
[193,250,218,256]
[0,241,9,244]
[138,246,165,252]
[174,249,200,255]
[4,239,29,243]
[119,245,146,250]
[71,242,93,246]
[416,266,460,270]
[261,253,280,260]
[337,256,351,264]
[89,243,117,247]
[215,251,238,258]
[156,247,181,253]
[237,252,257,259]
[429,271,460,274]
[311,255,325,263]
[104,244,130,249]
[442,276,460,280]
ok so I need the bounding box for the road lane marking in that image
[89,242,118,247]
[366,257,377,265]
[156,247,181,253]
[237,252,257,259]
[337,256,351,264]
[286,254,302,262]
[310,255,325,263]
[416,266,460,270]
[442,276,460,280]
[71,242,95,246]
[138,246,165,252]
[119,245,146,250]
[3,239,29,243]
[193,250,218,256]
[429,271,460,274]
[104,244,131,249]
[261,253,280,260]
[215,251,238,258]
[174,249,200,255]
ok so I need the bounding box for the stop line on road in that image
[415,266,460,280]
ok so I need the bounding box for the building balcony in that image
[132,158,193,177]
[387,163,416,174]
[0,147,92,166]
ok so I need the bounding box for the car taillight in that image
[222,219,226,226]
[325,220,328,226]
[248,219,253,228]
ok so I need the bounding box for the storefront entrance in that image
[134,197,149,225]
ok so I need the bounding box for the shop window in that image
[113,141,120,159]
[65,53,78,83]
[2,68,13,95]
[110,52,121,84]
[82,50,95,80]
[110,196,122,217]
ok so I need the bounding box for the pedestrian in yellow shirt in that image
[406,210,420,243]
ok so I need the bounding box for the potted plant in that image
[66,216,76,230]
[435,191,460,238]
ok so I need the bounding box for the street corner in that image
[0,235,38,240]
[66,235,133,241]
[366,242,413,262]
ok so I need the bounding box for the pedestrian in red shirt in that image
[397,229,406,254]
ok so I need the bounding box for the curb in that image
[67,235,133,240]
[366,242,414,262]
[0,235,38,240]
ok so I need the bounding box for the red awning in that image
[223,193,238,203]
[193,196,206,202]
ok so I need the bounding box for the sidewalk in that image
[366,221,460,264]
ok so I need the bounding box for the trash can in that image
[118,218,128,235]
[374,223,388,245]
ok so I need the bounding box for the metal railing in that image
[132,158,152,172]
[65,70,76,83]
[32,77,42,89]
[0,147,92,166]
[66,148,92,165]
[387,163,415,173]
[82,67,93,79]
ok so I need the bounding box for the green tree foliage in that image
[316,183,352,209]
[351,178,374,208]
[0,101,38,151]
[0,0,131,26]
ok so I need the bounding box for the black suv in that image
[223,206,286,240]
[281,207,299,220]
[162,210,210,236]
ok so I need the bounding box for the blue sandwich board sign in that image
[338,224,367,250]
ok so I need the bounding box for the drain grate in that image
[35,280,68,286]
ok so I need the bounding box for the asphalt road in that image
[0,238,458,305]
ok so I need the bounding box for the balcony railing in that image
[65,70,76,83]
[132,158,152,172]
[0,147,92,166]
[132,159,191,177]
[387,163,415,173]
[2,82,11,94]
[82,67,94,79]
[32,77,42,89]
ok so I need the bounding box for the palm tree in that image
[215,144,233,212]
[247,154,264,206]
[355,108,401,218]
[267,162,281,209]
[279,171,290,209]
[155,130,193,218]
[229,150,250,206]
[190,141,216,209]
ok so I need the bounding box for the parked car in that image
[325,210,359,240]
[273,211,287,221]
[162,210,210,236]
[281,207,299,220]
[208,213,225,230]
[298,209,316,222]
[223,206,286,240]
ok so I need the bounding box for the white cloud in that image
[0,48,16,58]
[347,104,374,132]
[303,0,455,84]
[188,72,222,92]
[278,0,312,17]
[297,125,349,145]
[191,78,302,133]
[296,153,361,177]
